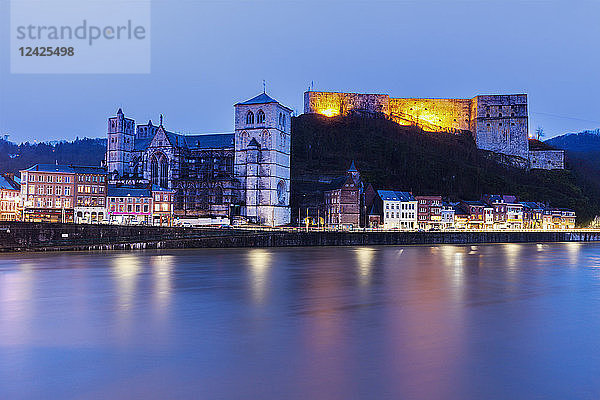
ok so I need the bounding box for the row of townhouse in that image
[372,193,576,231]
[16,164,174,225]
[321,162,577,230]
[0,174,22,221]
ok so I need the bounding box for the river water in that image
[1,243,600,399]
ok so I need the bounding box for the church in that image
[105,92,292,226]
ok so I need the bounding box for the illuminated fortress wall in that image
[388,98,471,132]
[304,91,536,165]
[303,91,389,117]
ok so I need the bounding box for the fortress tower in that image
[234,93,292,226]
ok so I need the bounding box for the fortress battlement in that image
[303,91,562,170]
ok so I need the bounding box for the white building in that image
[378,190,417,230]
[440,202,455,229]
[234,93,292,226]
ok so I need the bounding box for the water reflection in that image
[152,255,174,313]
[112,254,141,311]
[0,243,599,399]
[247,249,271,304]
[354,247,375,287]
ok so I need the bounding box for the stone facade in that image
[234,93,292,226]
[106,93,292,226]
[304,91,564,170]
[529,150,565,170]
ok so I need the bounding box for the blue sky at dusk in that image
[1,0,599,143]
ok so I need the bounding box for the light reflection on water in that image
[1,243,600,399]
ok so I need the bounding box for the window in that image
[257,110,265,124]
[246,111,254,125]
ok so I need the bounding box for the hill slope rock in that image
[291,114,600,225]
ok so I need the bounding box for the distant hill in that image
[0,138,106,174]
[291,114,600,225]
[546,129,600,153]
[545,129,600,175]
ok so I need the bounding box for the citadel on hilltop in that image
[304,90,564,170]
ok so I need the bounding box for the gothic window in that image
[277,180,286,205]
[257,109,265,124]
[160,157,168,188]
[246,111,254,125]
[151,157,159,184]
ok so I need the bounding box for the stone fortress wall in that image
[304,91,564,170]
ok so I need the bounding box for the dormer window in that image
[257,110,265,124]
[246,111,254,125]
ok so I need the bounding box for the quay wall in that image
[1,222,600,252]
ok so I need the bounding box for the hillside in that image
[291,114,600,225]
[546,129,600,153]
[0,138,106,174]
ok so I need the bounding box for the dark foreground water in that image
[1,243,600,399]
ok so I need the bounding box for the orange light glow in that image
[319,108,339,117]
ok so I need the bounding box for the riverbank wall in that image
[2,222,600,252]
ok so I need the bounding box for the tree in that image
[535,126,544,141]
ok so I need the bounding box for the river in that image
[1,243,600,399]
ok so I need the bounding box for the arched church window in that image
[160,157,168,189]
[151,157,159,184]
[246,111,254,125]
[257,110,265,124]
[277,180,286,205]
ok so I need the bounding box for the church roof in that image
[236,92,279,105]
[182,133,234,149]
[235,92,292,111]
[134,138,152,151]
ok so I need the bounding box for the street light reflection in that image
[354,247,375,286]
[248,249,272,304]
[112,255,141,311]
[152,255,174,312]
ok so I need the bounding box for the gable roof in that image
[235,92,292,111]
[0,175,20,190]
[107,184,151,198]
[236,92,279,105]
[22,164,106,174]
[377,190,415,202]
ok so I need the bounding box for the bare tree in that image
[535,126,544,141]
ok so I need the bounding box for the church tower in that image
[234,92,292,226]
[106,108,136,178]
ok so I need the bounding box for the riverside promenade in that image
[1,222,600,252]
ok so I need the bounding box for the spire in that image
[159,114,163,126]
[148,120,153,126]
[117,108,123,115]
[348,160,358,172]
[263,79,266,94]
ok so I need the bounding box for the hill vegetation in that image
[291,114,600,225]
[0,138,106,174]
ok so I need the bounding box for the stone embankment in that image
[1,222,599,252]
